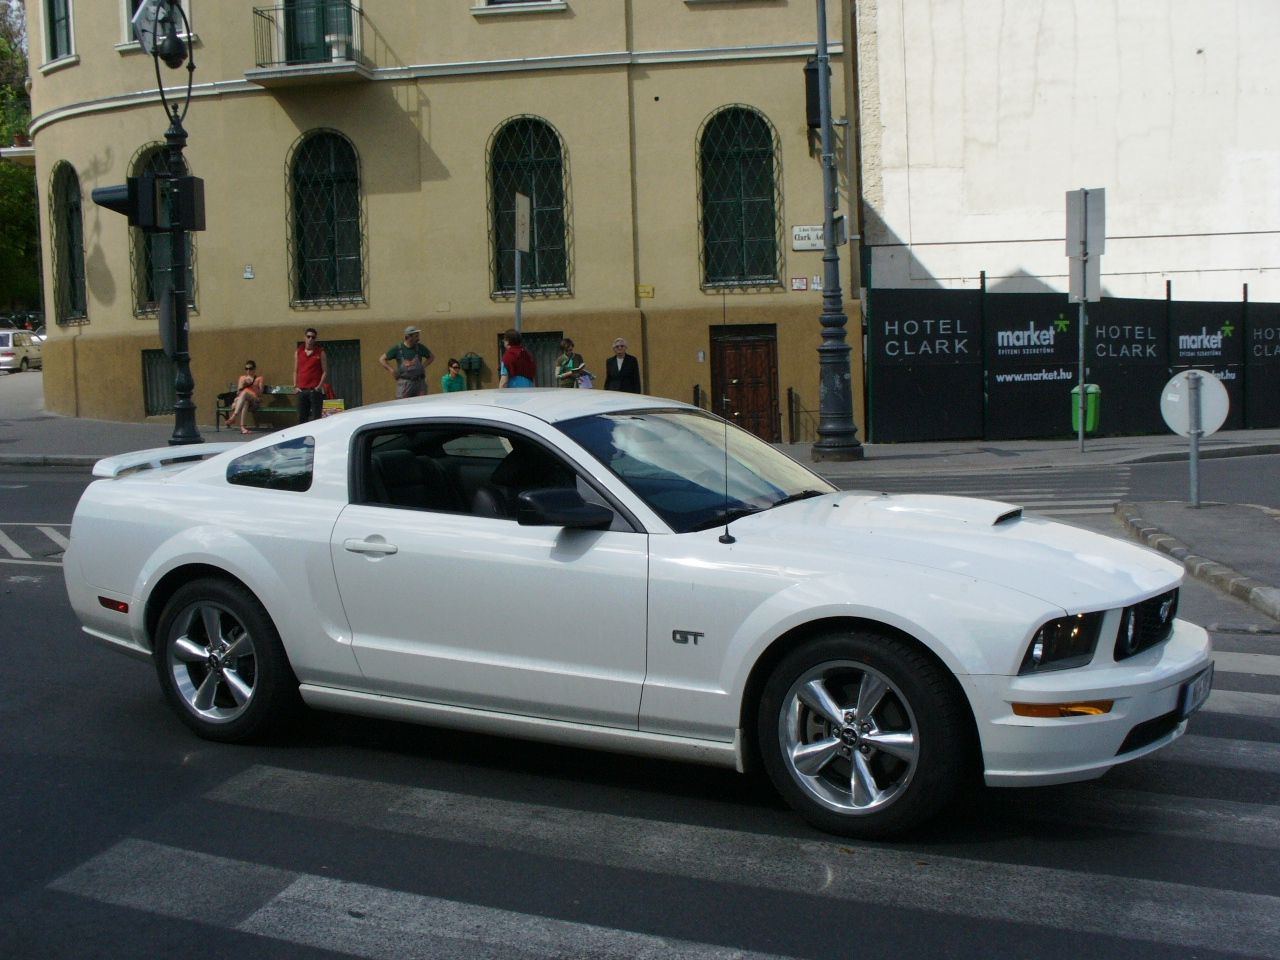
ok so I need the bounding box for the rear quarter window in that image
[226,436,315,492]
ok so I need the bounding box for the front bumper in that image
[960,618,1212,787]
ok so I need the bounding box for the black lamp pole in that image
[149,2,202,445]
[811,0,864,461]
[163,103,201,445]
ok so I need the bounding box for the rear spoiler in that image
[92,442,243,479]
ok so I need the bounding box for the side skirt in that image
[299,684,745,772]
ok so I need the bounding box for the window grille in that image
[49,162,87,325]
[142,349,175,416]
[488,116,571,297]
[287,130,366,306]
[130,145,198,317]
[697,105,784,289]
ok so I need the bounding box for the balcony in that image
[246,2,374,88]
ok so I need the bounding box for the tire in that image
[757,631,971,839]
[19,358,28,372]
[153,578,300,743]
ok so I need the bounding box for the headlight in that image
[1019,612,1105,674]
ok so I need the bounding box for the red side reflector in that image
[98,596,129,613]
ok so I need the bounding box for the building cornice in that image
[29,41,840,135]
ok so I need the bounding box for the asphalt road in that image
[1,463,1277,960]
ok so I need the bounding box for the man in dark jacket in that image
[603,337,642,393]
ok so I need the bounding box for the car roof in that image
[330,389,696,429]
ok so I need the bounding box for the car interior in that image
[358,426,621,526]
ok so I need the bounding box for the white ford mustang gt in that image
[64,390,1213,837]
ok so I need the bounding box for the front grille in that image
[1116,709,1181,755]
[1114,588,1178,661]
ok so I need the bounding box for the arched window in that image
[288,130,364,304]
[131,145,197,315]
[49,162,86,323]
[489,117,569,295]
[697,106,782,287]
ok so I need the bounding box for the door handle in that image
[344,538,398,556]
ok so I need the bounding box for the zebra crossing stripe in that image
[0,527,30,559]
[51,839,799,960]
[36,525,70,550]
[1160,733,1280,775]
[1214,651,1280,677]
[204,766,1280,957]
[1203,688,1280,718]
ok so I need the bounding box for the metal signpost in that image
[1066,187,1104,453]
[513,192,530,333]
[1160,369,1230,508]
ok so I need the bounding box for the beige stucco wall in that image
[26,1,866,443]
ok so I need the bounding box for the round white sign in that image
[1160,370,1230,438]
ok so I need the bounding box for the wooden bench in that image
[215,385,300,431]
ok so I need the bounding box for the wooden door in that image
[711,327,780,442]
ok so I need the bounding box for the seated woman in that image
[227,360,266,435]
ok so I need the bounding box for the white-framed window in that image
[120,0,193,50]
[471,1,568,17]
[44,0,75,63]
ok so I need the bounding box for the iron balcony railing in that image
[252,2,367,69]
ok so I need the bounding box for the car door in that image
[328,425,649,729]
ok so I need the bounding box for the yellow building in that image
[20,0,864,443]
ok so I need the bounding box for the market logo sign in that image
[1177,326,1229,358]
[995,320,1057,356]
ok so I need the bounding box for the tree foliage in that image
[1,0,39,313]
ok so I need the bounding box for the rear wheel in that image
[757,631,971,838]
[154,578,299,742]
[19,358,28,372]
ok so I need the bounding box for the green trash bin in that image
[1070,383,1101,434]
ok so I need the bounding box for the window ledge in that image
[40,54,81,76]
[471,1,568,17]
[116,33,200,55]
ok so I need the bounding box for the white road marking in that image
[1203,688,1280,718]
[0,527,30,559]
[52,839,800,960]
[204,766,1280,958]
[1214,651,1280,678]
[37,525,71,550]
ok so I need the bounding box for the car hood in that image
[734,492,1181,612]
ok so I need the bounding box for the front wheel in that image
[154,578,299,742]
[757,632,971,838]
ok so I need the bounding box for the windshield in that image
[558,409,835,533]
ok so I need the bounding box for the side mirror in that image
[516,488,613,530]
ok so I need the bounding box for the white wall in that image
[858,0,1280,301]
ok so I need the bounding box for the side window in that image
[354,426,631,530]
[226,436,315,492]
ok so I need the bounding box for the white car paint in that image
[64,390,1212,833]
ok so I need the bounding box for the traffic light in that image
[91,176,160,229]
[91,174,205,231]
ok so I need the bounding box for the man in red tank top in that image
[294,328,329,423]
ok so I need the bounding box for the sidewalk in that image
[3,373,1278,621]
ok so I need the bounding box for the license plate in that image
[1178,663,1214,719]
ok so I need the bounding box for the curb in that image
[1115,502,1280,623]
[0,455,97,469]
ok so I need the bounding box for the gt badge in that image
[672,630,704,646]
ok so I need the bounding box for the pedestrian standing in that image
[556,338,585,387]
[603,337,642,393]
[498,329,537,388]
[293,328,328,423]
[380,326,435,398]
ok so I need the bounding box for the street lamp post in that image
[92,0,205,445]
[811,0,863,462]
